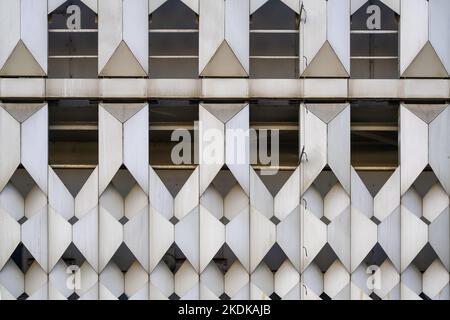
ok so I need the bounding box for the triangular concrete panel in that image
[201,104,247,123]
[181,0,199,14]
[250,0,268,14]
[48,0,67,13]
[149,0,167,14]
[405,104,448,124]
[302,41,349,77]
[402,42,448,78]
[103,104,146,123]
[99,41,146,77]
[200,41,248,77]
[307,104,348,124]
[82,0,98,13]
[0,41,45,76]
[3,104,45,123]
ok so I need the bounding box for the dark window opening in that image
[48,0,98,78]
[149,0,199,78]
[351,0,399,79]
[250,0,300,78]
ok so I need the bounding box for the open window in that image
[149,0,199,78]
[250,0,300,78]
[351,0,399,79]
[48,0,98,78]
[49,99,98,170]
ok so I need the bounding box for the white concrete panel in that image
[48,168,74,221]
[150,262,173,299]
[277,209,300,271]
[423,184,449,223]
[75,168,98,219]
[123,0,148,74]
[175,261,199,297]
[0,0,20,69]
[21,0,47,73]
[226,209,250,272]
[274,167,299,220]
[401,193,428,272]
[98,0,123,74]
[149,166,173,220]
[21,106,48,193]
[301,107,327,192]
[423,260,449,299]
[99,201,123,272]
[125,262,148,299]
[302,207,327,272]
[328,207,351,272]
[351,168,373,219]
[199,106,224,194]
[199,0,225,74]
[175,209,199,271]
[250,169,273,219]
[327,0,350,74]
[149,208,173,273]
[124,207,149,270]
[351,209,377,273]
[429,107,450,193]
[374,259,400,299]
[374,168,400,222]
[328,106,350,193]
[429,210,450,271]
[400,106,428,195]
[378,208,400,271]
[0,108,20,191]
[48,207,72,271]
[99,106,123,194]
[324,183,350,222]
[324,260,349,298]
[200,206,225,272]
[124,106,149,193]
[22,186,47,271]
[73,208,98,272]
[174,168,199,220]
[429,0,450,74]
[274,260,299,298]
[250,208,276,273]
[224,0,249,74]
[200,263,223,298]
[0,208,21,270]
[400,0,429,76]
[226,105,250,195]
[225,261,249,298]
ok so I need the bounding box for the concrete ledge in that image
[250,79,302,98]
[399,79,450,99]
[148,79,200,98]
[201,79,249,99]
[1,78,450,100]
[349,80,398,99]
[100,79,148,99]
[303,79,348,99]
[46,79,99,98]
[349,79,450,99]
[0,78,45,99]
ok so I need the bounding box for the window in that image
[149,0,198,78]
[351,0,399,79]
[48,0,98,78]
[250,0,299,78]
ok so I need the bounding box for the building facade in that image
[0,0,449,300]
